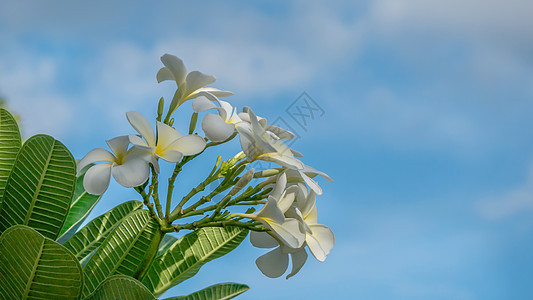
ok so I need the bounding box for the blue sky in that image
[2,1,533,299]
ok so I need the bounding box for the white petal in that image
[195,87,234,98]
[126,111,156,147]
[157,149,184,163]
[201,113,235,142]
[244,107,263,133]
[217,100,233,121]
[166,134,206,156]
[285,206,312,234]
[83,163,112,195]
[271,139,293,157]
[184,71,216,96]
[306,224,335,262]
[266,125,295,140]
[111,156,150,188]
[156,121,182,150]
[295,182,309,199]
[300,191,317,224]
[255,247,288,278]
[77,148,116,175]
[303,165,333,182]
[278,185,299,213]
[238,111,267,126]
[250,231,279,249]
[192,95,217,113]
[150,155,160,174]
[128,135,151,149]
[105,136,130,157]
[236,123,276,156]
[291,149,304,157]
[259,153,305,170]
[271,172,287,201]
[286,248,308,279]
[228,108,242,124]
[156,67,174,83]
[160,54,187,85]
[266,218,306,249]
[301,171,323,195]
[256,198,285,224]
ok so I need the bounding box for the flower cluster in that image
[230,110,334,278]
[78,54,334,279]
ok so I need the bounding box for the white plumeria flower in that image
[247,197,305,249]
[238,110,296,142]
[282,164,333,196]
[156,54,233,114]
[291,189,335,262]
[250,181,334,278]
[126,111,206,172]
[236,107,304,170]
[235,174,305,249]
[77,136,152,195]
[250,231,308,279]
[192,92,241,142]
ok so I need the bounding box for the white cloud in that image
[479,161,533,220]
[0,49,74,139]
[367,0,533,82]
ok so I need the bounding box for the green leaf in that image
[82,209,161,297]
[140,226,249,297]
[63,200,144,264]
[56,164,103,243]
[0,225,83,299]
[0,134,76,240]
[83,275,155,300]
[163,283,249,300]
[0,108,21,201]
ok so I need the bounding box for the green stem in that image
[165,153,202,220]
[163,89,180,124]
[150,168,164,219]
[163,219,267,233]
[134,186,163,226]
[181,196,211,215]
[210,194,232,221]
[169,173,222,222]
[232,200,267,206]
[188,112,198,134]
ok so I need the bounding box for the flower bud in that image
[157,97,164,121]
[189,112,198,134]
[228,168,254,196]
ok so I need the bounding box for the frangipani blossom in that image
[192,93,241,142]
[247,198,305,249]
[250,231,308,279]
[77,136,151,195]
[236,107,304,170]
[233,173,305,248]
[239,110,296,141]
[250,182,334,278]
[283,164,333,196]
[126,111,206,171]
[156,54,233,114]
[292,190,335,262]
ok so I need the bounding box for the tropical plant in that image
[0,54,334,299]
